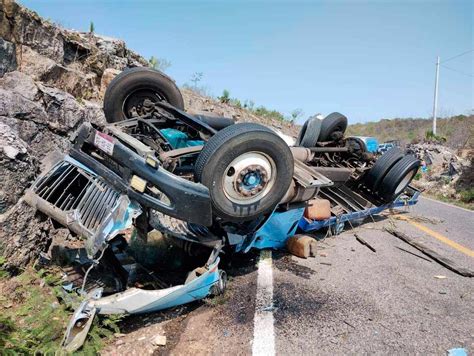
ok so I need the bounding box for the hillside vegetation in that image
[346,115,474,148]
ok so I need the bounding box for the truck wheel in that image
[364,147,404,191]
[296,117,321,147]
[318,112,348,142]
[377,155,420,202]
[103,67,184,123]
[195,123,294,222]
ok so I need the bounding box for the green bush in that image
[219,89,230,104]
[254,106,286,121]
[425,130,446,143]
[459,188,474,203]
[230,98,242,108]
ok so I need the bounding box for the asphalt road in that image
[273,196,473,355]
[105,197,473,355]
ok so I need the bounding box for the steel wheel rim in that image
[395,170,416,195]
[222,152,277,204]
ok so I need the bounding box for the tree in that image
[290,108,304,123]
[190,72,203,88]
[149,56,172,72]
[89,21,95,34]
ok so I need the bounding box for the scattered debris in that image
[434,275,447,279]
[409,142,472,206]
[343,320,355,329]
[384,227,474,277]
[395,246,432,263]
[354,233,376,253]
[286,235,317,258]
[151,335,167,346]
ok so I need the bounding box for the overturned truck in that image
[24,67,420,350]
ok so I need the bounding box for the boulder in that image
[95,34,126,57]
[0,87,48,124]
[0,71,39,101]
[41,63,99,100]
[16,45,56,80]
[37,84,90,132]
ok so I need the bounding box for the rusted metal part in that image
[106,125,155,157]
[159,145,203,170]
[290,146,314,163]
[309,146,349,153]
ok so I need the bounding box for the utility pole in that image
[432,56,440,135]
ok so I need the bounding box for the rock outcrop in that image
[0,0,149,269]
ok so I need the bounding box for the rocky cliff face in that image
[0,1,297,270]
[0,0,151,269]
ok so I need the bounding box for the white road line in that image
[252,250,275,356]
[421,196,473,213]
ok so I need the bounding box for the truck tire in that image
[195,123,294,222]
[365,147,404,191]
[103,67,184,123]
[318,112,348,142]
[377,155,420,202]
[194,114,235,131]
[296,117,321,147]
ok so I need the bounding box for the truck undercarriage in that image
[23,67,421,351]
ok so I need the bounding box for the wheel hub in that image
[222,152,276,204]
[236,164,267,197]
[123,89,164,117]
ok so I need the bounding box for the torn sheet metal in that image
[233,207,306,253]
[62,259,221,352]
[86,195,141,257]
[92,258,220,314]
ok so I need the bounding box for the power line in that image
[440,64,474,78]
[440,49,474,64]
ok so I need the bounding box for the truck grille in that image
[33,161,120,232]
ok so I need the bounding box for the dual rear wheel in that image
[365,148,420,202]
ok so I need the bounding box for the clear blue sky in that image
[20,0,473,123]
